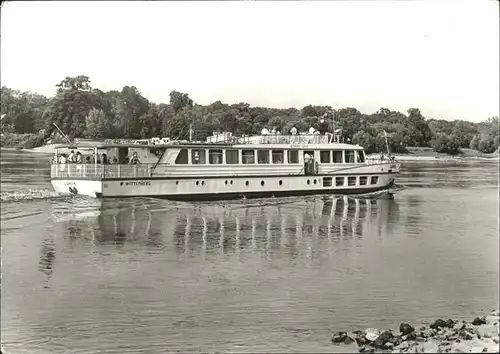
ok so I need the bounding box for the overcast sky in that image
[1,0,498,122]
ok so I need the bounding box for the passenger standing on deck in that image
[129,152,140,164]
[304,152,311,175]
[59,153,67,174]
[75,152,83,175]
[193,151,200,164]
[68,150,75,163]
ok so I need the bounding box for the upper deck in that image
[52,133,363,151]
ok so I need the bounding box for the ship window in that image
[348,176,356,186]
[345,150,355,163]
[226,149,239,164]
[175,149,189,164]
[371,176,379,185]
[323,177,332,187]
[332,151,343,163]
[288,150,299,164]
[360,176,368,185]
[356,150,365,163]
[242,150,255,164]
[272,150,284,164]
[209,149,223,164]
[320,150,331,163]
[257,150,269,164]
[191,149,206,164]
[335,177,345,186]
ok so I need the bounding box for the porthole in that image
[313,179,317,184]
[196,181,200,186]
[225,180,228,185]
[245,181,250,186]
[176,181,179,185]
[201,181,205,186]
[261,180,265,186]
[230,180,233,185]
[307,179,310,185]
[279,180,283,186]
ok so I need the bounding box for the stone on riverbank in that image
[331,331,355,345]
[330,310,500,353]
[399,323,415,335]
[473,317,487,326]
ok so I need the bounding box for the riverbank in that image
[331,310,499,353]
[367,147,498,162]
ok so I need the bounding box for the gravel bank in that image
[331,310,499,353]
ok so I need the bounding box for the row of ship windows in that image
[183,176,379,187]
[174,149,365,165]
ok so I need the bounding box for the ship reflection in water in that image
[50,194,400,260]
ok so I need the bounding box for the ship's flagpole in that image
[384,130,391,155]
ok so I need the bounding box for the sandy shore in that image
[331,310,499,353]
[26,144,61,154]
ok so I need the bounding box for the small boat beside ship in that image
[49,130,401,201]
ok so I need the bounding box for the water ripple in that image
[0,149,498,354]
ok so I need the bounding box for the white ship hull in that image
[51,168,397,201]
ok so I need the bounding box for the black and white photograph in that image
[1,0,499,353]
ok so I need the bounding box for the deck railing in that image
[50,164,156,179]
[51,158,399,179]
[215,134,331,145]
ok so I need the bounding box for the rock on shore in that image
[331,310,499,353]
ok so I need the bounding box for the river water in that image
[1,149,498,353]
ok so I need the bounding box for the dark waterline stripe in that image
[95,182,395,201]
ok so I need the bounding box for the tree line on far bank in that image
[1,75,499,155]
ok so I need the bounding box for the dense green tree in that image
[431,134,461,155]
[451,120,478,148]
[1,77,497,156]
[43,76,96,138]
[0,87,49,134]
[169,91,193,113]
[352,131,378,154]
[404,108,433,147]
[84,108,112,139]
[112,86,150,139]
[478,137,496,153]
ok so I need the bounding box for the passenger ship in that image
[49,131,401,200]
